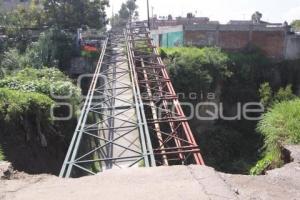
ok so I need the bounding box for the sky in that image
[107,0,300,24]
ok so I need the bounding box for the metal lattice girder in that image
[126,22,205,166]
[60,29,155,178]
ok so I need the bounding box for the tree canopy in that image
[0,0,109,31]
[291,20,300,32]
[43,0,109,30]
[111,0,138,27]
[161,47,232,96]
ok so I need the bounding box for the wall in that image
[252,31,286,59]
[161,31,184,47]
[151,23,300,60]
[218,31,249,50]
[150,17,209,29]
[151,25,183,48]
[185,30,217,46]
[285,35,300,60]
[184,24,289,59]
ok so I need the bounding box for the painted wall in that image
[151,25,183,48]
[161,31,184,47]
[185,30,217,46]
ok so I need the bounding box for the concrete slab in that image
[1,166,238,200]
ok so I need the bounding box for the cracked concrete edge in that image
[0,161,11,177]
[187,165,239,200]
[285,145,300,162]
[219,145,300,200]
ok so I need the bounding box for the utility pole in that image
[152,6,154,18]
[152,6,154,28]
[112,5,114,27]
[147,0,150,29]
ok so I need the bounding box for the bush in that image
[274,85,296,103]
[0,88,53,122]
[32,28,76,70]
[251,99,300,174]
[259,82,273,108]
[0,49,24,74]
[0,68,81,105]
[259,82,297,109]
[161,47,232,95]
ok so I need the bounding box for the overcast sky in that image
[107,0,300,23]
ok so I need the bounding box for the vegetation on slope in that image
[251,99,300,174]
[0,68,81,105]
[0,88,55,170]
[161,47,269,173]
[161,47,300,174]
[0,0,109,174]
[250,83,299,175]
[0,68,81,174]
[0,88,53,126]
[160,47,232,95]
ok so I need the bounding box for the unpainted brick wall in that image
[184,29,286,59]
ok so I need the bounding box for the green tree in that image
[0,27,76,73]
[110,14,121,27]
[0,2,47,52]
[0,1,46,28]
[126,0,138,16]
[161,47,232,96]
[119,3,130,21]
[291,20,300,32]
[32,28,76,70]
[43,0,109,30]
[112,0,138,27]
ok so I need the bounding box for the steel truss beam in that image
[60,29,155,178]
[126,22,205,166]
